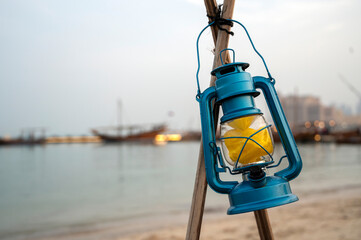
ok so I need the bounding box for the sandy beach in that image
[116,185,361,240]
[35,184,361,240]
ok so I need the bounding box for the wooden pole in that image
[186,1,235,240]
[204,0,220,45]
[254,209,275,240]
[187,2,275,240]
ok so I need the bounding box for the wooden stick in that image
[185,143,208,240]
[205,0,233,75]
[186,1,235,240]
[254,209,275,240]
[187,2,277,240]
[204,0,220,45]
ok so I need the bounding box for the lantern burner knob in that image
[248,166,266,188]
[249,166,265,180]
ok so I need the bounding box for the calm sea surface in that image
[0,142,360,239]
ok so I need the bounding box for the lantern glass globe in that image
[220,114,274,168]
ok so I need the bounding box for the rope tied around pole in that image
[207,4,234,36]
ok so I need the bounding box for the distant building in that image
[278,93,359,129]
[357,99,361,115]
[279,94,323,128]
[339,104,353,116]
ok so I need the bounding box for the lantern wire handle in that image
[267,155,287,169]
[196,20,275,101]
[228,19,274,81]
[219,48,235,65]
[196,21,215,101]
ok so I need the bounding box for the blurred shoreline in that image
[6,184,360,240]
[1,142,360,240]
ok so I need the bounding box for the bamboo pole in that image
[204,0,220,45]
[254,209,275,240]
[186,1,235,239]
[205,0,232,64]
[187,2,275,240]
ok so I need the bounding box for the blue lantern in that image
[195,20,302,214]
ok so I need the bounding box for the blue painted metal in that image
[228,176,298,214]
[229,19,274,81]
[219,48,236,65]
[267,155,287,169]
[196,19,303,214]
[195,21,215,100]
[253,76,302,181]
[199,87,238,194]
[211,62,261,123]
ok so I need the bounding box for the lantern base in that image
[227,176,298,215]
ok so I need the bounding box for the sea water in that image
[0,142,360,239]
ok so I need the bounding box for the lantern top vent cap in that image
[211,62,250,76]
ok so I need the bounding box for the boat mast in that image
[117,99,122,136]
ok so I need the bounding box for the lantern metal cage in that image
[195,19,302,214]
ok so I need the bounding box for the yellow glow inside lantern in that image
[220,114,274,168]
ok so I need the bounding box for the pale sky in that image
[1,0,360,136]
